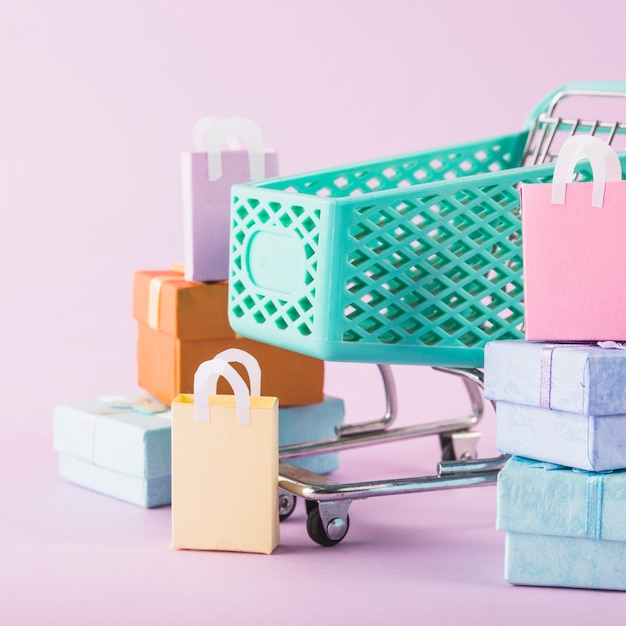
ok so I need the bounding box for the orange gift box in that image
[133,270,324,406]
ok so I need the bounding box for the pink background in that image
[2,1,626,623]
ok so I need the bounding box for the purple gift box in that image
[485,340,626,471]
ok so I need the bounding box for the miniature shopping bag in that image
[181,117,279,283]
[171,348,279,553]
[520,135,626,341]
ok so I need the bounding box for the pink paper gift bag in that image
[181,117,279,283]
[520,135,626,341]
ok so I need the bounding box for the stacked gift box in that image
[484,135,626,591]
[53,117,346,509]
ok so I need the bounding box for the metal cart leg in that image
[278,365,505,546]
[279,364,485,462]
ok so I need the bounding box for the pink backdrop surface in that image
[2,1,626,623]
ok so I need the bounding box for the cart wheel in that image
[278,492,297,522]
[306,502,350,547]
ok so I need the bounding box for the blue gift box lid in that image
[496,456,626,542]
[484,340,626,416]
[53,397,172,479]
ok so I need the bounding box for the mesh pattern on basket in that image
[333,163,600,351]
[263,136,523,199]
[339,182,528,349]
[230,195,322,339]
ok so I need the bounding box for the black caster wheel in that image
[305,501,350,547]
[278,492,297,522]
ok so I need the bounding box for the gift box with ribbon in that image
[497,456,626,590]
[133,269,324,406]
[53,396,172,508]
[484,340,626,471]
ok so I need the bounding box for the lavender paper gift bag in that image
[181,117,279,283]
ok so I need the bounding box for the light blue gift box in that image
[53,398,173,508]
[484,340,626,471]
[497,456,626,591]
[54,395,344,507]
[279,396,344,474]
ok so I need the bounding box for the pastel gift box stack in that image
[485,135,626,591]
[53,117,346,508]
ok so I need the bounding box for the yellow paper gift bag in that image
[171,348,279,554]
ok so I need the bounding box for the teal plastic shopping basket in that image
[228,83,626,368]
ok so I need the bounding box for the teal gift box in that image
[53,395,344,508]
[497,456,626,591]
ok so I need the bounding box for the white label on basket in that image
[247,229,305,294]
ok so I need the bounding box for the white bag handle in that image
[551,135,622,208]
[193,349,262,425]
[210,348,261,396]
[192,116,266,182]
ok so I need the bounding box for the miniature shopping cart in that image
[228,82,626,546]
